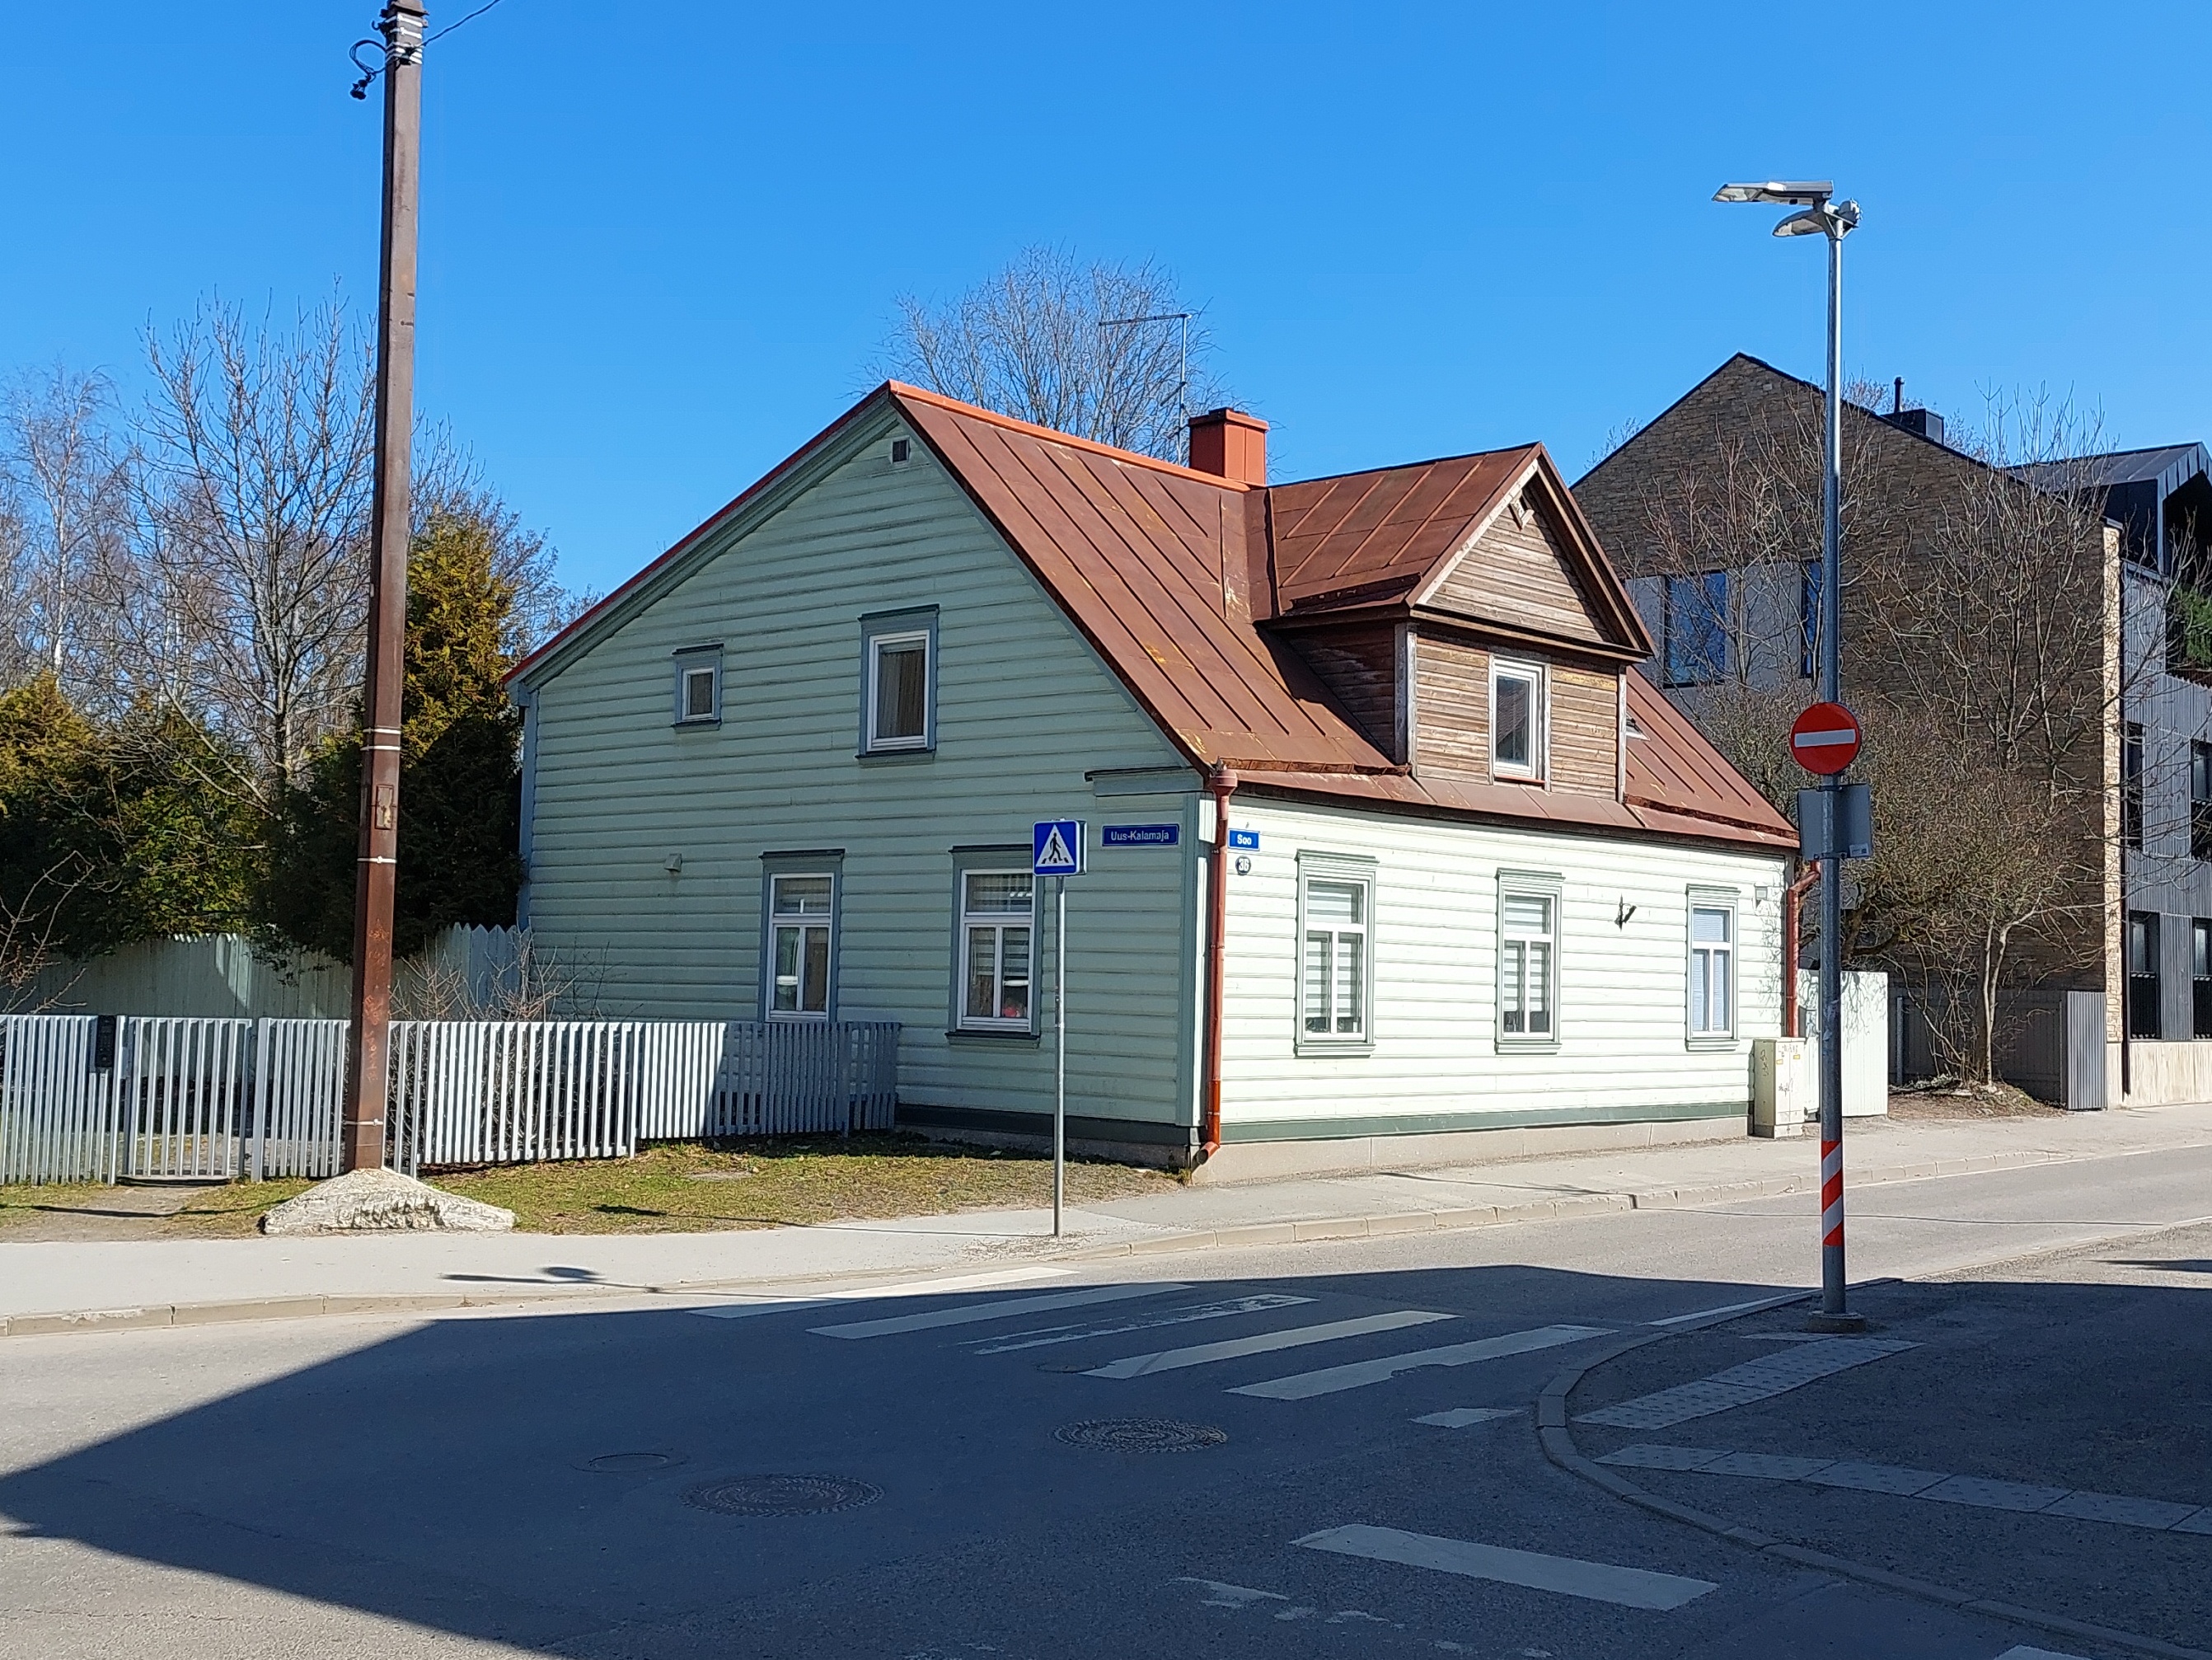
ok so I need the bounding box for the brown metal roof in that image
[1268,449,1535,612]
[518,382,1790,852]
[896,387,1391,774]
[1624,671,1795,842]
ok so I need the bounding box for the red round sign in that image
[1791,702,1862,775]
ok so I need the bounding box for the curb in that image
[1534,1298,2212,1660]
[6,1134,2206,1340]
[1057,1138,2191,1262]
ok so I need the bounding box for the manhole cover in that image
[580,1451,684,1473]
[683,1475,882,1515]
[1055,1419,1228,1454]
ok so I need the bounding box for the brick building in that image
[1576,352,2212,1108]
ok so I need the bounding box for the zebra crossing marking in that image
[1295,1524,1716,1610]
[1233,1324,1610,1401]
[811,1282,1181,1340]
[1085,1310,1455,1381]
[970,1293,1314,1354]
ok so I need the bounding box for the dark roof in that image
[514,383,1794,851]
[1269,450,1535,611]
[2069,443,2211,490]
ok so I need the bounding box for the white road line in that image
[972,1293,1313,1353]
[1646,1292,1806,1329]
[1295,1524,1716,1611]
[1596,1442,2212,1532]
[1233,1324,1611,1401]
[811,1283,1181,1339]
[1085,1311,1455,1380]
[689,1264,1071,1320]
[1414,1407,1520,1428]
[1576,1338,1917,1428]
[1995,1648,2092,1660]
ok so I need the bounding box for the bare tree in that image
[0,366,134,701]
[133,298,377,802]
[1615,381,2130,1082]
[882,247,1230,463]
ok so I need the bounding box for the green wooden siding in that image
[522,412,1197,1129]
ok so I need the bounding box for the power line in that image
[350,0,513,99]
[426,0,510,45]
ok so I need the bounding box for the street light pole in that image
[343,0,428,1174]
[1714,180,1863,1330]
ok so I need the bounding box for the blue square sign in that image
[1033,819,1085,876]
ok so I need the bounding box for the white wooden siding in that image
[1216,793,1788,1132]
[523,416,1195,1130]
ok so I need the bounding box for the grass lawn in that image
[0,1134,1180,1240]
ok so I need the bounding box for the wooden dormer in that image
[1255,447,1652,800]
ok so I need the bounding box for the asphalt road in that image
[2,1142,2208,1660]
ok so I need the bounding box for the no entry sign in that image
[1791,702,1862,775]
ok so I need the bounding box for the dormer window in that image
[1492,660,1546,781]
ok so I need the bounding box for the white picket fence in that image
[0,1015,900,1186]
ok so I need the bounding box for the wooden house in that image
[506,387,1796,1172]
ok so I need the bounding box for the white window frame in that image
[1491,659,1547,781]
[764,870,837,1021]
[672,645,721,727]
[1295,852,1376,1054]
[862,617,935,754]
[1496,870,1562,1052]
[1686,887,1738,1047]
[955,869,1038,1034]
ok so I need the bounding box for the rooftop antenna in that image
[1097,311,1194,425]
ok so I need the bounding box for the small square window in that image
[1492,661,1546,781]
[860,610,937,754]
[672,648,720,726]
[891,437,912,464]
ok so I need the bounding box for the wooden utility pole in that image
[343,0,427,1172]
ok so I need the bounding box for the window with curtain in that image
[958,871,1034,1030]
[1300,873,1370,1043]
[1499,889,1558,1043]
[768,874,834,1019]
[1689,903,1734,1038]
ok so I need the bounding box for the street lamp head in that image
[1774,199,1861,239]
[1713,180,1835,207]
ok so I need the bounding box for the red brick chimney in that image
[1187,408,1268,485]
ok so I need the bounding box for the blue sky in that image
[7,2,2207,598]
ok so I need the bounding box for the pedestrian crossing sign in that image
[1032,819,1085,876]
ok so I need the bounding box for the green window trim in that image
[947,845,1038,1038]
[759,851,843,1022]
[1496,868,1563,1053]
[858,606,939,757]
[1295,851,1378,1057]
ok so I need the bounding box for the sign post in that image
[1791,699,1866,1332]
[1033,819,1085,1236]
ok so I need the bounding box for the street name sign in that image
[1790,702,1862,775]
[1228,828,1260,850]
[1102,823,1179,847]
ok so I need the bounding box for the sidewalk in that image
[1549,1215,2212,1657]
[7,1101,2211,1336]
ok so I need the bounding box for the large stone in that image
[260,1168,514,1236]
